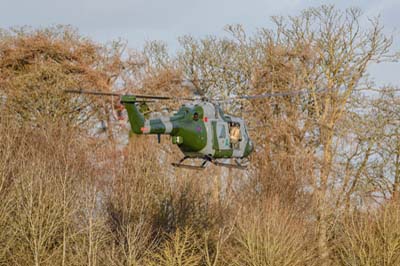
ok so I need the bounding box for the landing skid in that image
[171,156,248,170]
[171,156,210,170]
[211,159,247,170]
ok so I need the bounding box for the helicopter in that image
[65,88,309,169]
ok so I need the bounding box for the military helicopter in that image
[66,88,308,169]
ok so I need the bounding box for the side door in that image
[215,121,230,150]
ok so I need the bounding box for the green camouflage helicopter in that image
[66,88,306,169]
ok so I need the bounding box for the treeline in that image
[1,5,400,266]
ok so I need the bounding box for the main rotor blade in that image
[213,88,329,102]
[64,89,122,96]
[237,89,308,99]
[64,89,195,101]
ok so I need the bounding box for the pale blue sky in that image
[1,0,399,85]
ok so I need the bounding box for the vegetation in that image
[0,5,399,266]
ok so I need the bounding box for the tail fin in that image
[121,95,144,134]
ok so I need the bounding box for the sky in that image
[1,0,399,86]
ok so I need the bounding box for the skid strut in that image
[172,156,247,170]
[171,156,211,170]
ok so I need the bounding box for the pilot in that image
[229,122,241,148]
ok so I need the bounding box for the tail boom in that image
[121,95,173,135]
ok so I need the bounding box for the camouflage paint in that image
[121,97,254,159]
[121,95,144,134]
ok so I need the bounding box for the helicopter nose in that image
[249,140,254,153]
[244,139,254,157]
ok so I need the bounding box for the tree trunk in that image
[317,200,330,266]
[392,137,400,201]
[316,125,333,266]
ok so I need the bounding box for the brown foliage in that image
[0,26,136,131]
[226,201,316,266]
[0,117,101,265]
[333,203,400,266]
[1,5,400,266]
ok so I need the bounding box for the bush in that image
[226,201,316,266]
[333,203,400,266]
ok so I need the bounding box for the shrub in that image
[334,203,400,266]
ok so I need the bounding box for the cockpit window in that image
[219,125,226,138]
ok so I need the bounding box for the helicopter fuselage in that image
[121,95,254,160]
